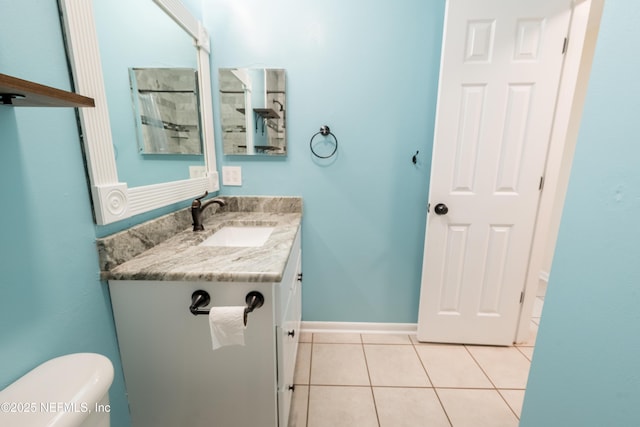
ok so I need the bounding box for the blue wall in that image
[520,1,640,425]
[0,1,130,426]
[206,0,445,323]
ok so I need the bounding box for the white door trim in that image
[516,0,605,342]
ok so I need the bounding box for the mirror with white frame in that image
[59,0,218,225]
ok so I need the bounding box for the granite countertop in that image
[98,196,302,283]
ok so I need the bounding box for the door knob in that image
[434,203,449,215]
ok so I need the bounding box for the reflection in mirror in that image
[130,68,202,155]
[219,68,286,155]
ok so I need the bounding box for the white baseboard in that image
[301,321,417,335]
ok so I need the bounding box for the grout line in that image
[305,383,486,388]
[463,345,498,389]
[306,337,313,385]
[373,384,525,390]
[304,334,313,427]
[464,345,526,420]
[515,346,533,362]
[305,384,376,388]
[360,342,414,346]
[411,339,453,427]
[309,341,368,345]
[497,389,523,420]
[410,341,435,387]
[369,387,382,427]
[359,334,381,427]
[339,385,522,390]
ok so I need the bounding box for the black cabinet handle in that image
[287,330,295,338]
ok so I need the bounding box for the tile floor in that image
[288,297,544,427]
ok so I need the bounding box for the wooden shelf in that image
[253,108,280,119]
[0,73,94,108]
[236,108,281,119]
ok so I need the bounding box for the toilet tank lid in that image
[0,353,114,426]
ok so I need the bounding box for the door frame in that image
[515,0,605,342]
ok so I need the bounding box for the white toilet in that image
[0,353,114,427]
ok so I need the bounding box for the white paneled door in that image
[417,0,572,345]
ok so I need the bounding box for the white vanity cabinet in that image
[108,228,302,427]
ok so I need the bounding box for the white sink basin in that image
[199,226,275,247]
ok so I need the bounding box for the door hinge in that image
[562,37,568,54]
[520,292,525,304]
[539,176,545,191]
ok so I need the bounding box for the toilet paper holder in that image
[189,290,264,326]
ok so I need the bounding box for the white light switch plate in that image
[222,166,242,186]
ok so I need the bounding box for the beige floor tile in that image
[373,387,450,427]
[415,344,492,388]
[362,333,412,345]
[288,385,309,427]
[310,344,370,385]
[465,346,531,389]
[294,343,312,385]
[498,389,526,419]
[313,333,362,343]
[299,331,313,343]
[437,388,519,427]
[516,346,534,361]
[364,345,431,387]
[307,386,378,427]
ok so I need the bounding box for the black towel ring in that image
[310,125,338,159]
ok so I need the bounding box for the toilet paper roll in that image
[209,306,246,350]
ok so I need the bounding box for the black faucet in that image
[191,192,226,231]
